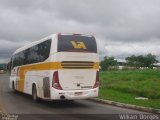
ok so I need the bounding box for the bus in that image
[9,33,99,102]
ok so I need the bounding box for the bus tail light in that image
[93,71,99,88]
[52,71,62,90]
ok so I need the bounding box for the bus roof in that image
[13,34,55,55]
[13,33,94,55]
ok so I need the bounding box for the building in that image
[153,63,160,69]
[115,59,127,70]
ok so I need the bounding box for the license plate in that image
[75,92,82,96]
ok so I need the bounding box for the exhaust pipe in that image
[60,95,65,100]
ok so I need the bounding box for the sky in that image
[0,0,160,63]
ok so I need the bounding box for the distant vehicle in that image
[9,33,99,102]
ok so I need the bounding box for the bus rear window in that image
[58,35,97,53]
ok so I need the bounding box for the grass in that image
[99,69,160,109]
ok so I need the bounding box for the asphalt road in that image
[0,74,147,120]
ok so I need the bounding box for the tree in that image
[143,53,158,68]
[0,64,7,70]
[100,56,117,71]
[125,53,158,68]
[126,55,139,68]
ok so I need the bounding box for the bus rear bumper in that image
[50,88,99,100]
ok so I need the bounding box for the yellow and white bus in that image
[9,33,99,102]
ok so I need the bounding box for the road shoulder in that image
[90,98,160,114]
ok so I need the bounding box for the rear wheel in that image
[32,85,39,102]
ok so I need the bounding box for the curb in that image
[90,98,160,114]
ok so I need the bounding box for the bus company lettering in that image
[71,41,87,49]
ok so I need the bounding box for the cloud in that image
[0,0,160,63]
[105,41,160,59]
[0,40,29,59]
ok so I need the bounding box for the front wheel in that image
[32,85,39,102]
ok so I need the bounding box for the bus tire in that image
[32,85,39,102]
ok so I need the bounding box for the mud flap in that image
[43,77,50,98]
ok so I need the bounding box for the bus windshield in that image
[58,35,97,53]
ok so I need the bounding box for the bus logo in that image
[70,41,87,49]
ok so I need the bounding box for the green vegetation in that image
[100,56,117,71]
[126,54,158,68]
[0,64,7,70]
[100,53,158,71]
[99,70,160,109]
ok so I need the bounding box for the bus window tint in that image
[12,39,51,67]
[58,35,97,53]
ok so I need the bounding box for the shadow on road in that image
[8,90,89,109]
